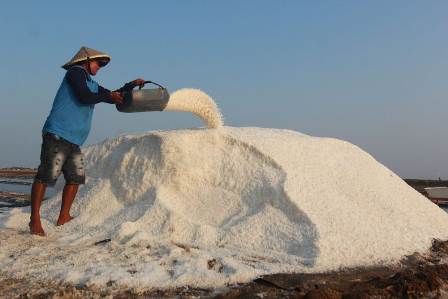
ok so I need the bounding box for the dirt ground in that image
[0,168,36,179]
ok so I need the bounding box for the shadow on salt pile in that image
[79,131,319,267]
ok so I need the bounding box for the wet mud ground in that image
[1,168,448,298]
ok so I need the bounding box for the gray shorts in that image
[34,133,86,186]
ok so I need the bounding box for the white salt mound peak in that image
[1,127,448,289]
[165,88,223,128]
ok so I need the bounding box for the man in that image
[29,46,144,236]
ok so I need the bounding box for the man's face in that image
[88,60,101,76]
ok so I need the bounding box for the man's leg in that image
[58,141,85,226]
[56,184,79,226]
[31,132,69,235]
[30,182,47,236]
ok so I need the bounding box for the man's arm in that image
[66,68,115,105]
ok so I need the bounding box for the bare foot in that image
[29,220,46,236]
[56,215,75,226]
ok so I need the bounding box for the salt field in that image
[1,88,447,291]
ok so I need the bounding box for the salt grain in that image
[165,88,223,128]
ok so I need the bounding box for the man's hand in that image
[110,91,124,104]
[132,78,146,89]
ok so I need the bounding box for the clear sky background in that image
[0,1,447,179]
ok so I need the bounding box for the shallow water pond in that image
[0,182,32,194]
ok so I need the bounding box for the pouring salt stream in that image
[0,87,447,289]
[116,81,223,129]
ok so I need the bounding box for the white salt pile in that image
[0,89,448,290]
[1,127,448,289]
[165,88,223,128]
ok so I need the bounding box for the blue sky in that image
[0,1,447,179]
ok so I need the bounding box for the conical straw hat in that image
[62,46,111,70]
